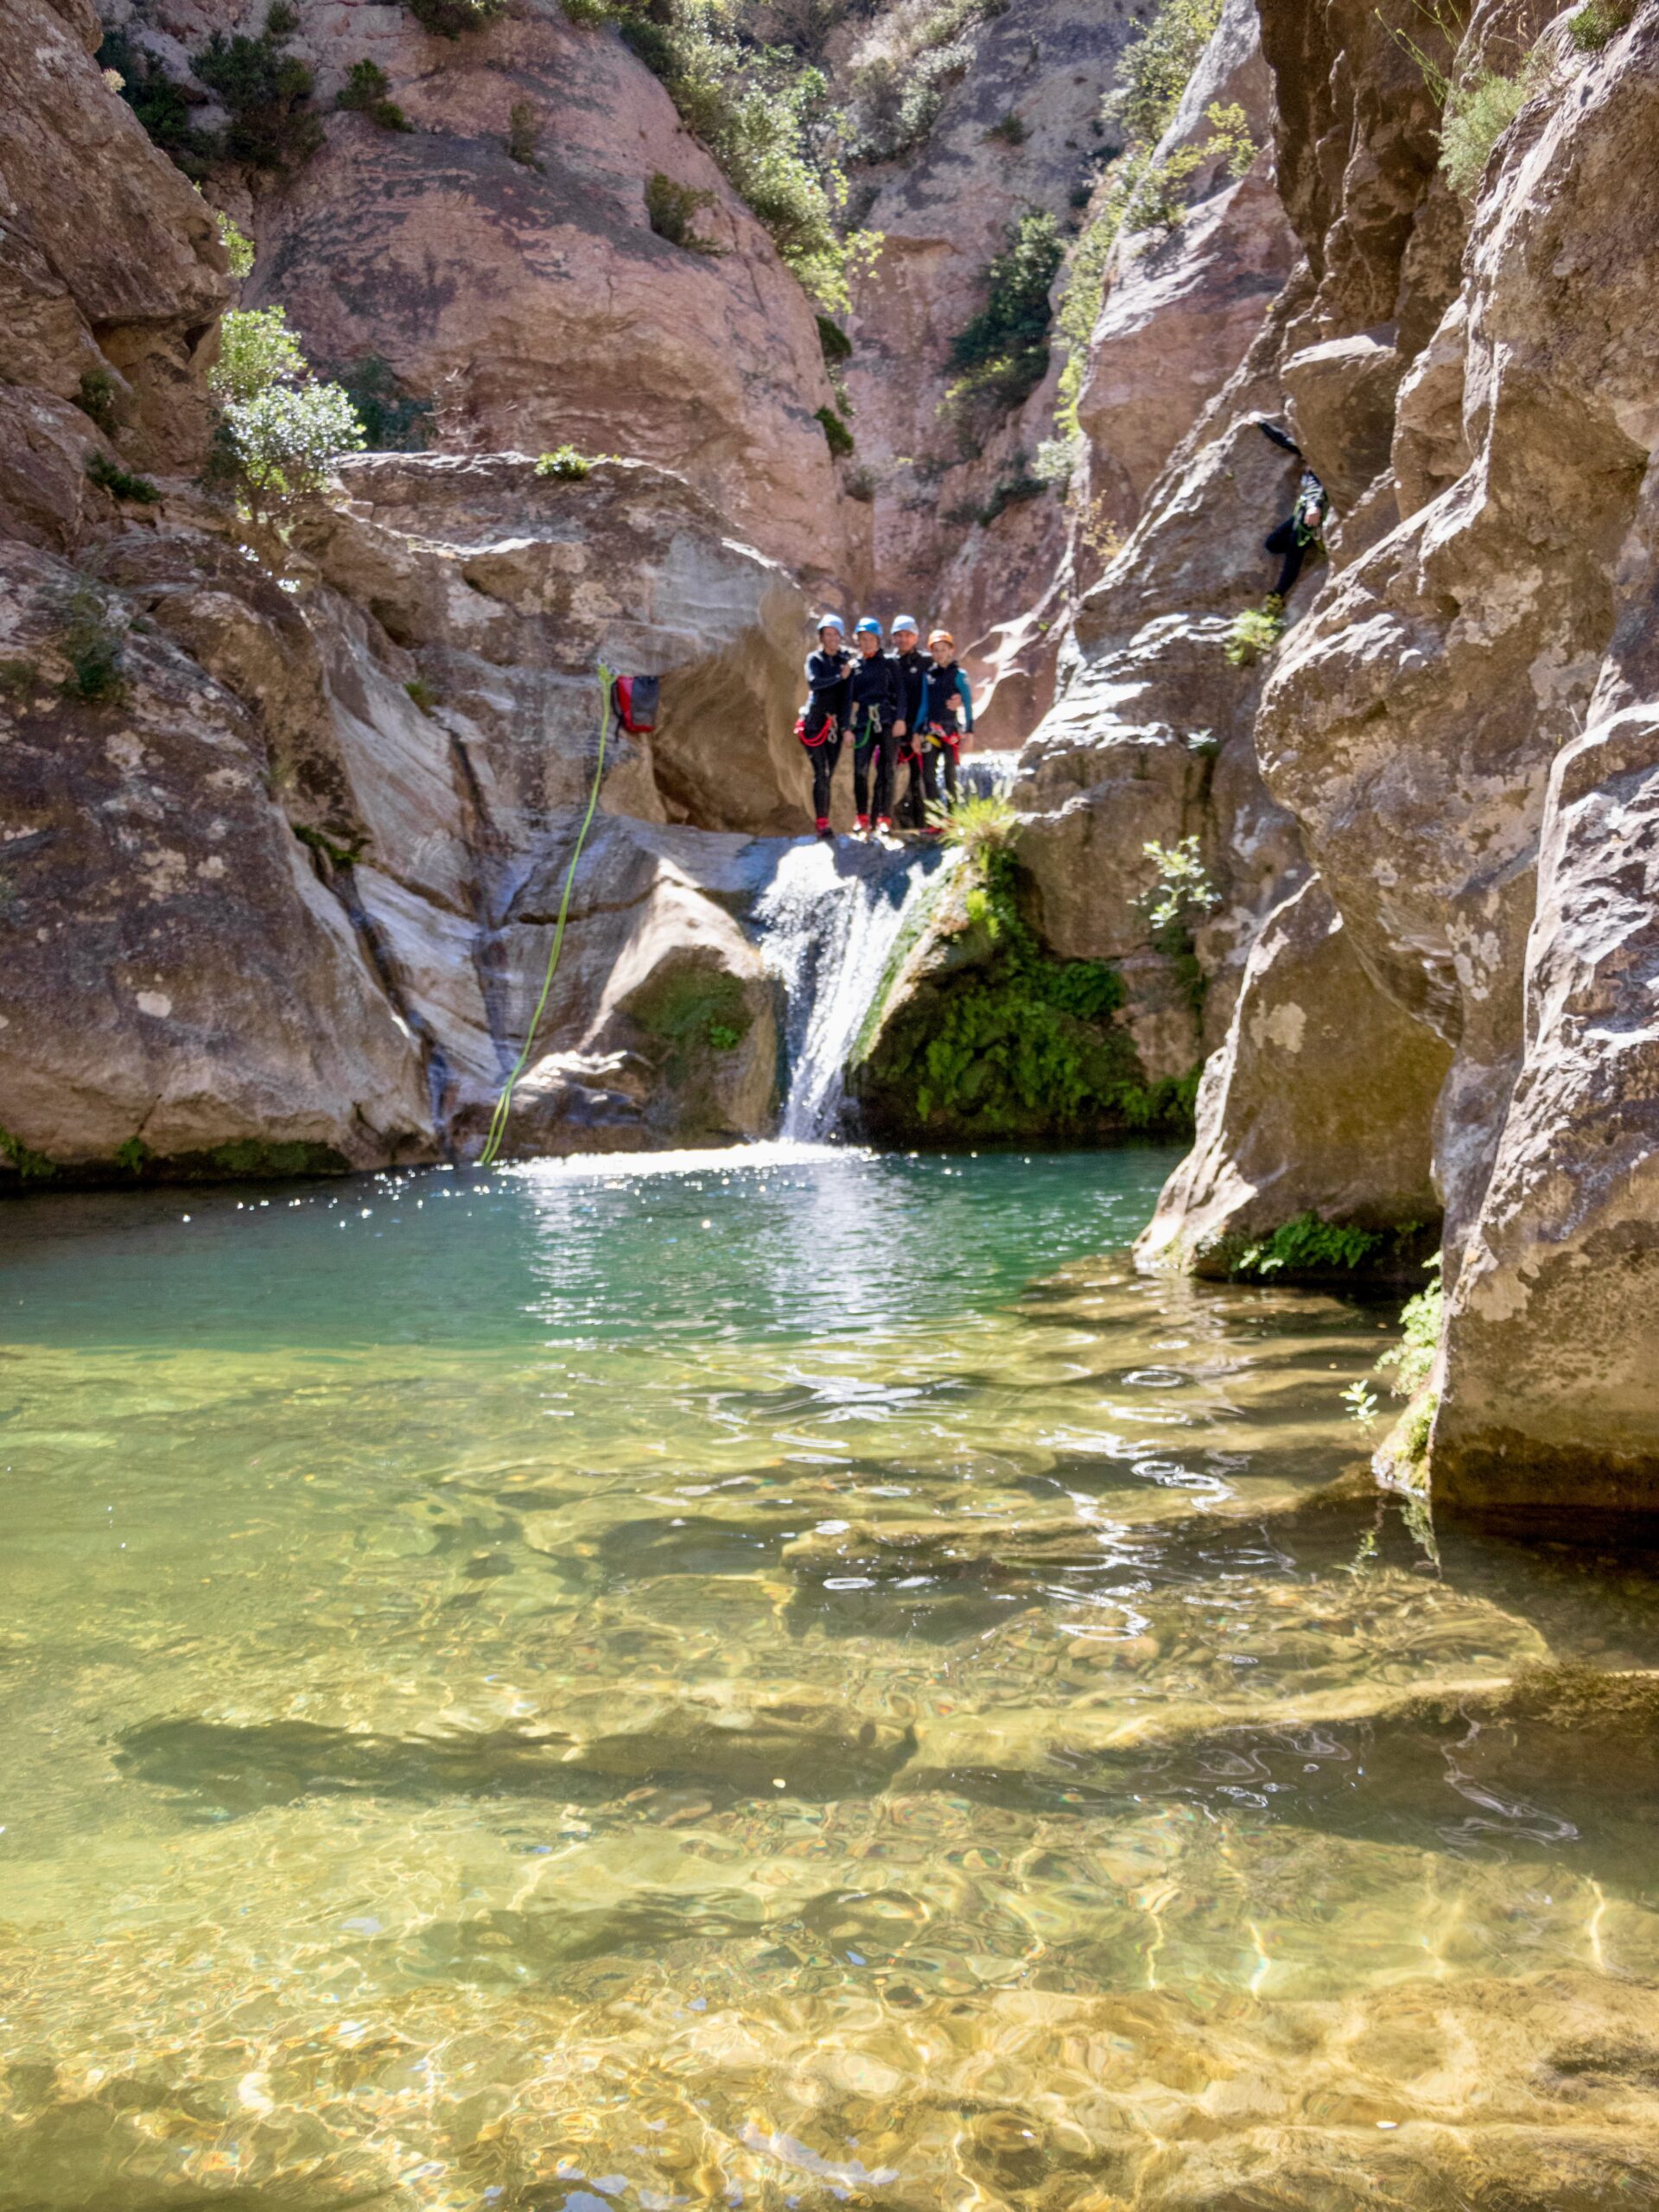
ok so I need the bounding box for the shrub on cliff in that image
[1052,0,1234,435]
[193,3,323,173]
[563,0,866,308]
[404,0,507,35]
[943,210,1063,424]
[337,60,413,131]
[207,307,365,517]
[645,172,721,251]
[98,29,213,173]
[1439,64,1531,199]
[839,0,1008,165]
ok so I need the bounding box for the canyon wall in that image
[0,0,827,1178]
[1044,0,1659,1520]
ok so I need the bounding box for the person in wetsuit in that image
[922,631,974,814]
[798,613,853,839]
[848,617,904,835]
[1256,420,1330,600]
[888,616,935,832]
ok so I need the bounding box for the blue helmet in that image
[854,617,882,637]
[893,613,920,635]
[816,612,845,635]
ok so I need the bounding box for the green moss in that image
[293,823,369,868]
[0,1127,57,1181]
[855,848,1196,1144]
[114,1136,152,1176]
[816,315,852,365]
[630,967,753,1078]
[207,1139,344,1177]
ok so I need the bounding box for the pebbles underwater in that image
[4,1148,1659,2208]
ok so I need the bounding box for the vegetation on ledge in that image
[1204,1213,1439,1283]
[852,804,1199,1145]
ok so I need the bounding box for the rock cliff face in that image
[0,0,822,1178]
[102,0,858,584]
[1103,0,1659,1520]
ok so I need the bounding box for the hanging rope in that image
[479,664,613,1166]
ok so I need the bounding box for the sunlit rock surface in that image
[1137,876,1451,1274]
[113,0,855,579]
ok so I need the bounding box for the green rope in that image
[479,664,613,1166]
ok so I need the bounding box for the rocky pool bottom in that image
[3,1146,1659,2211]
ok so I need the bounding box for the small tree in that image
[219,382,365,515]
[209,307,308,403]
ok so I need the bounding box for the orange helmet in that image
[929,629,955,655]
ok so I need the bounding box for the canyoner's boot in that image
[816,817,834,842]
[875,814,894,840]
[855,813,871,837]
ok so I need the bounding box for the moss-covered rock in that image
[849,849,1198,1146]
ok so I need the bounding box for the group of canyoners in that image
[795,613,976,842]
[789,426,1331,843]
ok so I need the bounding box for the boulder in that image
[483,815,782,1157]
[1136,876,1450,1275]
[0,540,435,1180]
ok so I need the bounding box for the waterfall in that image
[755,841,950,1142]
[958,748,1023,799]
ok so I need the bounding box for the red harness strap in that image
[796,710,839,749]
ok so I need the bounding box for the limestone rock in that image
[1076,156,1298,530]
[0,541,435,1179]
[484,815,782,1157]
[301,452,813,840]
[1434,459,1659,1522]
[1136,876,1450,1275]
[838,0,1137,728]
[0,0,227,467]
[179,0,855,580]
[1015,410,1308,1071]
[1255,7,1659,1273]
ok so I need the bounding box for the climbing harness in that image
[478,664,618,1167]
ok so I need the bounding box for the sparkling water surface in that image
[5,1146,1659,2208]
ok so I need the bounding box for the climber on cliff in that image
[921,631,975,815]
[1255,420,1330,601]
[848,617,904,836]
[888,617,935,833]
[798,613,855,841]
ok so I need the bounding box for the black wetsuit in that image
[1256,423,1329,599]
[847,649,903,821]
[891,646,935,828]
[923,658,974,806]
[800,646,853,823]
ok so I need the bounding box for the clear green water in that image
[5,1146,1659,2209]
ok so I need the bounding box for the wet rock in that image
[1435,456,1659,1522]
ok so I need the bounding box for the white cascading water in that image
[958,748,1023,799]
[755,839,952,1141]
